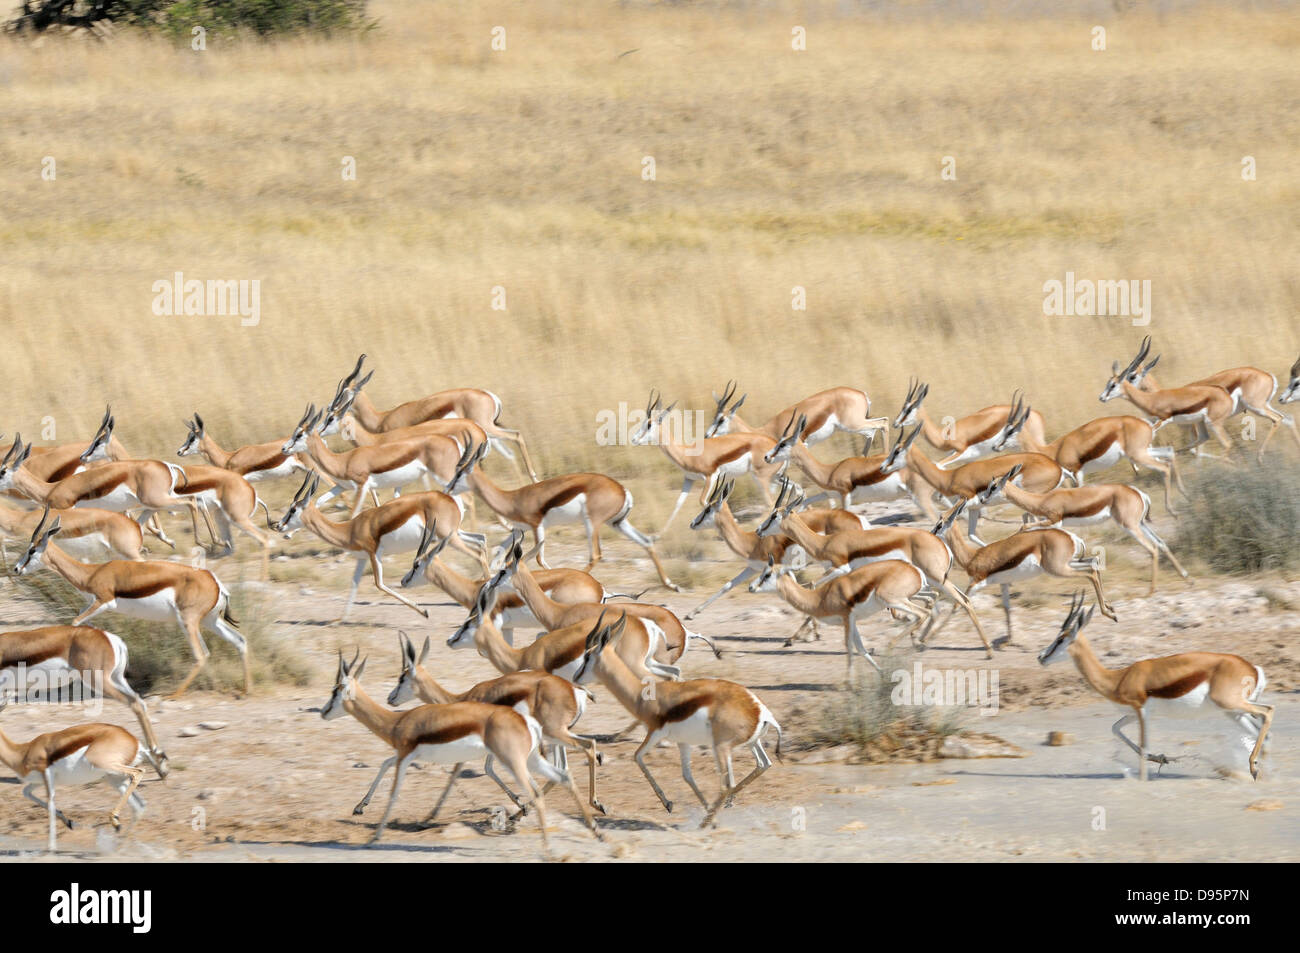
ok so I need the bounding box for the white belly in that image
[941,438,1001,468]
[410,735,488,765]
[657,707,715,747]
[75,486,140,512]
[986,555,1042,585]
[0,657,77,694]
[1079,443,1124,475]
[805,416,838,444]
[58,533,111,558]
[1062,507,1111,526]
[370,461,427,490]
[246,460,299,482]
[853,472,907,501]
[32,747,106,787]
[114,591,180,622]
[375,516,427,557]
[541,494,588,526]
[1143,681,1213,720]
[714,453,753,478]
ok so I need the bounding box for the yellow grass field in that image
[2,0,1297,490]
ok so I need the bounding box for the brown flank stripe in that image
[1147,671,1208,699]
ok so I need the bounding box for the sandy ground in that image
[0,494,1296,862]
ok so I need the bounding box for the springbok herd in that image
[0,340,1296,853]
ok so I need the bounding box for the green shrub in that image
[1172,457,1300,574]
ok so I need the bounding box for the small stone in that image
[198,721,228,731]
[1045,731,1074,746]
[178,727,200,738]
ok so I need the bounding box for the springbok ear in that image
[337,650,348,678]
[419,636,431,664]
[399,631,414,660]
[354,656,367,681]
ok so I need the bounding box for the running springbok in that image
[764,417,939,516]
[1040,593,1273,781]
[1135,352,1300,458]
[893,380,1050,467]
[0,625,167,776]
[1099,337,1236,459]
[573,612,782,828]
[686,477,865,620]
[0,500,146,564]
[880,424,1067,535]
[449,587,677,684]
[704,380,890,450]
[991,395,1183,513]
[321,651,564,847]
[177,413,314,483]
[0,438,206,551]
[756,481,993,657]
[494,529,712,664]
[748,553,932,679]
[330,354,539,482]
[281,404,467,518]
[447,441,679,590]
[0,714,146,852]
[273,473,484,621]
[15,510,250,699]
[632,389,788,534]
[932,498,1117,643]
[400,522,608,645]
[385,631,603,825]
[979,464,1190,596]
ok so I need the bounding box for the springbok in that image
[1040,594,1273,781]
[764,417,939,516]
[1099,337,1235,459]
[573,612,782,827]
[273,473,484,621]
[893,380,1050,467]
[631,389,787,534]
[1136,353,1300,458]
[686,477,865,620]
[321,651,564,847]
[400,522,608,645]
[15,510,251,699]
[980,464,1190,596]
[0,501,146,563]
[756,481,993,657]
[991,395,1183,513]
[880,424,1066,535]
[932,498,1116,643]
[330,354,539,482]
[748,554,932,679]
[0,624,167,776]
[0,714,146,852]
[0,438,206,551]
[447,441,679,591]
[704,380,889,450]
[386,631,603,824]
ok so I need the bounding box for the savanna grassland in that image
[1,1,1297,488]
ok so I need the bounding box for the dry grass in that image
[1,1,1298,535]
